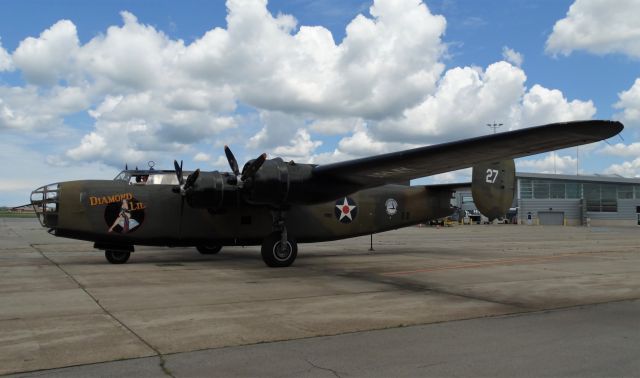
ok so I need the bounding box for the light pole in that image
[487,122,503,134]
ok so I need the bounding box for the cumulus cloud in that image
[12,20,80,85]
[1,1,450,167]
[605,159,640,177]
[309,58,596,162]
[599,142,640,177]
[520,84,596,126]
[0,86,89,131]
[599,142,640,157]
[367,62,594,146]
[370,62,526,143]
[193,152,211,162]
[546,0,640,58]
[181,0,446,120]
[0,0,602,178]
[424,168,471,184]
[0,38,13,72]
[614,78,640,128]
[311,123,419,164]
[502,46,523,67]
[310,118,364,135]
[517,152,578,175]
[272,129,322,161]
[248,111,307,150]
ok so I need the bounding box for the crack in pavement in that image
[30,244,175,378]
[304,358,343,378]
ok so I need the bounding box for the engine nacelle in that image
[186,172,238,209]
[471,159,515,221]
[244,158,314,207]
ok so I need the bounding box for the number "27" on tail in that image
[485,169,499,184]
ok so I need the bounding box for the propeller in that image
[172,159,201,237]
[171,145,266,196]
[241,153,267,182]
[172,159,200,195]
[224,145,240,177]
[174,160,183,185]
[184,168,200,189]
[224,145,267,184]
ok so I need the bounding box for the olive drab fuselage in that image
[45,179,454,247]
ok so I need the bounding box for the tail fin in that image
[472,160,515,220]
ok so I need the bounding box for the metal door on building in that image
[538,211,564,225]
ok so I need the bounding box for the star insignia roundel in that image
[335,197,358,223]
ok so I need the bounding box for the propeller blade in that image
[241,153,267,181]
[184,168,200,190]
[224,145,240,176]
[173,160,184,185]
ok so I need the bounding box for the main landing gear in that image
[261,232,297,267]
[261,210,297,267]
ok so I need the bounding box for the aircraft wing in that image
[312,120,623,186]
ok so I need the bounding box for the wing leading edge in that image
[313,120,623,186]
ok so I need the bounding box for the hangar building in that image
[516,172,640,226]
[455,172,640,226]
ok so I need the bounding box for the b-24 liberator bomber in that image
[31,120,622,267]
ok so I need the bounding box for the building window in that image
[520,179,532,199]
[584,183,600,212]
[566,183,581,199]
[533,181,550,199]
[550,183,565,199]
[585,183,618,212]
[618,185,633,199]
[601,184,617,212]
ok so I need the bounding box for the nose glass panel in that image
[31,183,60,228]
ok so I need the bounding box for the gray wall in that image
[587,199,640,220]
[518,199,581,225]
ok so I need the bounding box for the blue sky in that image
[1,0,640,206]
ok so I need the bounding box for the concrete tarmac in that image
[1,218,640,376]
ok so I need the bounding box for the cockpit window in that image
[148,174,181,185]
[129,175,150,185]
[132,173,183,185]
[114,171,130,181]
[115,171,186,185]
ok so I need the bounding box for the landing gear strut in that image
[261,210,297,267]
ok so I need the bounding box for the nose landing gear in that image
[105,250,131,264]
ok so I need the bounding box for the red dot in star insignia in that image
[342,205,350,214]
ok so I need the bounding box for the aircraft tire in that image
[105,250,130,264]
[197,245,222,254]
[261,233,297,267]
